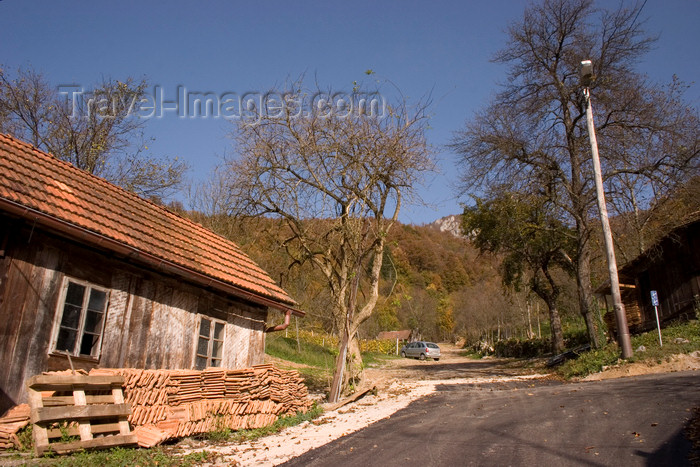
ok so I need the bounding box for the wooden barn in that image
[598,217,700,335]
[0,133,303,414]
[376,330,412,341]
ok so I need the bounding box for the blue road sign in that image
[651,290,659,307]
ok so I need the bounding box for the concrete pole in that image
[583,87,633,359]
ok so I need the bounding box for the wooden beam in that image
[111,386,132,436]
[47,422,123,439]
[325,386,377,411]
[27,374,125,391]
[43,395,117,406]
[73,388,92,441]
[28,388,48,457]
[35,433,138,456]
[32,404,132,424]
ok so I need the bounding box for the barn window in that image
[51,278,109,358]
[195,316,225,370]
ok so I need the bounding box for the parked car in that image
[400,341,440,361]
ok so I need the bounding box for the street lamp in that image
[580,60,633,359]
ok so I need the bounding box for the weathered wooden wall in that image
[0,216,270,414]
[625,222,700,333]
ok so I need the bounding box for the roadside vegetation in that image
[465,318,700,380]
[557,319,700,379]
[1,443,216,466]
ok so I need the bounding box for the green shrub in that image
[488,326,597,359]
[557,345,620,379]
[563,328,590,348]
[494,337,551,358]
[295,330,339,349]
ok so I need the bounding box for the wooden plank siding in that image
[606,220,700,336]
[1,228,65,415]
[632,222,699,332]
[0,217,270,414]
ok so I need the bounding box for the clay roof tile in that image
[0,133,296,309]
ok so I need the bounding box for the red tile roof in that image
[0,133,298,312]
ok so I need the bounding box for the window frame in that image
[194,314,226,370]
[49,276,110,360]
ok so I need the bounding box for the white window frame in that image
[194,315,226,370]
[50,277,110,359]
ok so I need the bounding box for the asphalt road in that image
[282,371,700,466]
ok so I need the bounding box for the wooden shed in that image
[598,217,700,335]
[376,330,412,341]
[0,134,303,414]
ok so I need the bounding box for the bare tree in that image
[0,66,187,198]
[451,0,699,348]
[224,84,434,401]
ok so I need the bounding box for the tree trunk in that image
[329,326,350,403]
[328,326,365,401]
[575,232,602,348]
[345,335,363,388]
[536,264,565,353]
[545,296,565,353]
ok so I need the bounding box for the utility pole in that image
[580,60,633,359]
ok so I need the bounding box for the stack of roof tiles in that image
[0,363,312,451]
[89,365,313,447]
[0,404,30,450]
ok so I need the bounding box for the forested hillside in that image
[179,211,584,347]
[179,180,699,351]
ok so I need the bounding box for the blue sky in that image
[1,0,698,224]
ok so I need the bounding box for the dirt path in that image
[362,343,549,391]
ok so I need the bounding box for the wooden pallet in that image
[27,374,137,456]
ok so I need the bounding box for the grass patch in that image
[557,319,700,379]
[556,345,620,378]
[204,415,233,442]
[20,446,216,466]
[265,334,336,393]
[265,334,337,368]
[362,352,400,368]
